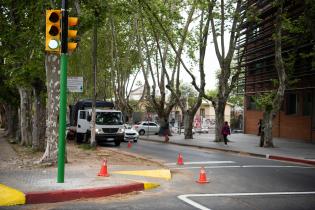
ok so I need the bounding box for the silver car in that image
[124,124,139,142]
[133,121,160,135]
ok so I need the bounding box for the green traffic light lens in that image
[48,39,59,49]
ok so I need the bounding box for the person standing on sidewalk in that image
[221,121,231,145]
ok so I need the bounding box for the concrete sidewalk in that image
[140,132,315,165]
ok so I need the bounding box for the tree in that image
[256,0,314,147]
[137,0,197,134]
[0,1,47,149]
[139,0,215,138]
[202,0,246,142]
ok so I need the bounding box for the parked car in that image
[124,124,139,142]
[180,127,196,134]
[195,127,209,134]
[133,121,160,135]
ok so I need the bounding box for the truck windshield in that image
[96,112,123,125]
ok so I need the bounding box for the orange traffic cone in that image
[128,140,132,148]
[196,167,209,183]
[98,159,109,177]
[177,153,184,165]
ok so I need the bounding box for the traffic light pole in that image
[57,0,68,183]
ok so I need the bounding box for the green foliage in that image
[254,92,276,112]
[0,0,48,107]
[180,83,198,106]
[206,89,218,98]
[228,94,244,107]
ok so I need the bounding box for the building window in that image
[200,108,205,118]
[286,93,298,115]
[253,26,261,38]
[247,96,256,110]
[303,93,312,116]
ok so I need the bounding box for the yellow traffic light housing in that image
[68,17,79,52]
[46,10,61,52]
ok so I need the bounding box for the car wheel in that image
[139,130,145,135]
[76,133,84,143]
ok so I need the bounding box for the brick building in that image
[238,0,315,141]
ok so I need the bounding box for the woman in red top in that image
[221,121,231,145]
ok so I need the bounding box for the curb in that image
[268,155,315,166]
[0,184,25,206]
[25,182,153,204]
[140,137,315,166]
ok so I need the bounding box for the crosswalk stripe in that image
[165,161,235,165]
[172,165,313,170]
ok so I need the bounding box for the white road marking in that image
[165,161,235,166]
[172,165,313,170]
[178,191,315,210]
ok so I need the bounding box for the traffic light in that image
[46,10,61,52]
[67,17,79,52]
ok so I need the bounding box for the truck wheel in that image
[139,130,145,135]
[85,134,91,144]
[114,139,121,146]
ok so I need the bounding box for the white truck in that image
[69,100,124,146]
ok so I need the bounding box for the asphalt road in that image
[4,140,315,210]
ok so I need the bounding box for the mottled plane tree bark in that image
[38,54,60,163]
[261,0,287,147]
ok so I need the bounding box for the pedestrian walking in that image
[221,121,231,145]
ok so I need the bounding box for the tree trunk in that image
[0,105,5,129]
[184,110,194,139]
[261,0,286,148]
[32,87,39,150]
[39,96,46,151]
[263,111,274,147]
[214,101,226,142]
[90,8,98,148]
[18,87,32,146]
[3,103,18,139]
[32,87,46,151]
[38,54,60,164]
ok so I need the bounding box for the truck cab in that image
[69,100,124,146]
[76,109,124,146]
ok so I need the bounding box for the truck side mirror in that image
[87,115,91,121]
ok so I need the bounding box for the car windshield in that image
[124,124,132,129]
[96,112,123,125]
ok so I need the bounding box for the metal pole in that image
[57,0,68,183]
